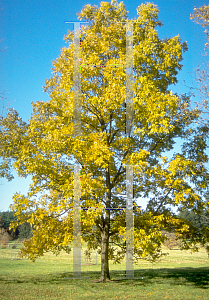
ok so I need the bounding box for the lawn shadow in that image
[1,267,209,289]
[109,267,209,289]
[59,267,209,289]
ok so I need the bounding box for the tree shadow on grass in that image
[58,267,209,289]
[110,267,209,289]
[2,267,209,289]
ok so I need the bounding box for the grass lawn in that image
[0,241,209,299]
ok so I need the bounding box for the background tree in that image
[18,222,33,240]
[190,5,209,48]
[0,211,16,229]
[0,211,18,239]
[163,231,181,250]
[190,5,209,124]
[178,208,209,232]
[0,1,208,282]
[178,208,209,257]
[190,4,209,206]
[0,26,12,180]
[0,211,33,240]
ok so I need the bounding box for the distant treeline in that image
[0,211,33,240]
[178,209,209,235]
[1,208,208,241]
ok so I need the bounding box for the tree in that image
[0,23,12,180]
[190,5,209,124]
[179,208,209,233]
[18,222,33,240]
[0,1,208,282]
[190,4,209,200]
[178,208,209,256]
[0,211,33,240]
[0,211,19,239]
[0,8,9,116]
[0,211,16,229]
[190,5,209,48]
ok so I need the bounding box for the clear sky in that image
[0,0,207,212]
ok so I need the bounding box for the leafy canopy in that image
[0,1,208,264]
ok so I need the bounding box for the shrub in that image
[1,240,7,249]
[163,232,181,250]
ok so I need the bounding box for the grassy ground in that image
[0,241,209,299]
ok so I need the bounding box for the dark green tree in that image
[18,222,33,240]
[0,211,16,229]
[0,211,33,240]
[178,208,209,255]
[178,209,209,233]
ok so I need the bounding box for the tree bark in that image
[100,224,110,282]
[100,169,111,282]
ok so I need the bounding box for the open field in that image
[0,241,209,299]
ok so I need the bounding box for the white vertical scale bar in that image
[73,164,81,278]
[126,21,134,279]
[126,165,134,278]
[73,22,81,137]
[65,21,88,279]
[126,21,134,137]
[73,22,81,278]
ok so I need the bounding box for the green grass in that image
[0,241,209,299]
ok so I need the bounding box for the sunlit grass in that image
[0,241,209,299]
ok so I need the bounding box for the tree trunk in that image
[100,169,111,282]
[100,222,110,282]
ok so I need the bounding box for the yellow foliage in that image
[0,1,207,267]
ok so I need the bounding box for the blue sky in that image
[0,0,207,212]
